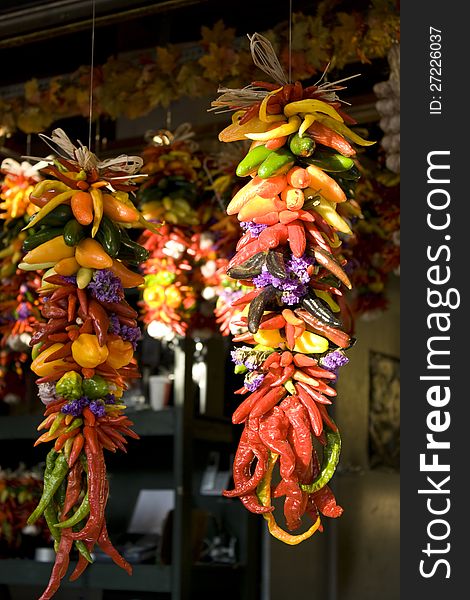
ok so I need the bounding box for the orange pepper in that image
[102,194,140,223]
[109,259,144,288]
[71,191,94,225]
[55,256,80,276]
[75,238,113,269]
[106,338,134,370]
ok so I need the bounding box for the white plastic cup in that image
[149,375,172,411]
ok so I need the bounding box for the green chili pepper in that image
[56,493,89,529]
[27,452,69,525]
[49,413,66,436]
[75,539,93,563]
[65,418,83,434]
[42,449,61,548]
[301,428,341,493]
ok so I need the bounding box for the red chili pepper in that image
[44,399,68,416]
[262,352,281,369]
[38,530,74,600]
[258,407,296,479]
[227,239,262,269]
[42,304,67,319]
[238,101,262,125]
[83,408,96,427]
[232,372,278,424]
[96,428,117,452]
[76,288,89,316]
[50,286,77,302]
[54,427,79,452]
[311,485,343,518]
[287,221,306,257]
[284,322,296,350]
[98,299,137,319]
[280,351,293,367]
[270,364,295,387]
[253,211,280,226]
[231,288,262,307]
[62,461,83,518]
[258,313,286,330]
[295,386,324,436]
[292,354,318,368]
[48,332,69,343]
[67,294,77,323]
[72,427,107,543]
[279,210,300,224]
[236,231,254,251]
[249,385,287,419]
[68,541,94,582]
[223,425,269,497]
[258,223,289,251]
[88,299,110,346]
[317,404,338,433]
[97,520,133,575]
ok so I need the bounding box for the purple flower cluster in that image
[252,253,315,305]
[88,269,124,303]
[240,221,268,238]
[320,350,349,373]
[61,275,77,285]
[61,395,111,418]
[120,325,142,350]
[108,313,141,349]
[231,346,272,371]
[244,371,265,392]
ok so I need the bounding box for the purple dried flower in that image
[320,350,349,372]
[61,275,77,285]
[109,314,121,334]
[120,325,142,350]
[253,266,307,305]
[104,394,116,405]
[61,396,89,417]
[240,221,268,238]
[230,350,244,366]
[89,400,106,418]
[88,269,124,303]
[286,255,315,283]
[244,372,265,392]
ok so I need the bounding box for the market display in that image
[0,159,43,396]
[138,125,239,340]
[212,34,374,543]
[18,129,158,598]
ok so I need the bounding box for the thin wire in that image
[288,0,293,83]
[88,0,96,150]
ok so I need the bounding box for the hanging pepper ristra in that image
[19,128,158,599]
[212,33,374,542]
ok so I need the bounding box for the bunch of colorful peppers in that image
[211,35,374,543]
[0,159,43,391]
[0,464,49,556]
[137,125,238,339]
[18,128,158,599]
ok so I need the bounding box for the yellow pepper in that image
[253,328,285,348]
[23,235,75,265]
[31,344,69,377]
[293,330,329,354]
[71,334,109,368]
[106,339,134,370]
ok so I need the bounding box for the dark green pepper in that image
[303,151,355,172]
[301,428,341,493]
[34,204,74,227]
[22,227,65,252]
[82,375,109,399]
[96,215,122,257]
[63,219,87,247]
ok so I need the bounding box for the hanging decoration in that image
[0,1,400,134]
[212,33,375,543]
[373,43,400,174]
[138,124,238,340]
[0,159,43,393]
[19,128,159,599]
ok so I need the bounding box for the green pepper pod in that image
[301,428,341,493]
[236,145,273,177]
[289,133,316,157]
[27,452,69,525]
[257,148,296,179]
[303,151,355,172]
[82,375,109,399]
[33,204,74,227]
[96,215,122,257]
[56,493,90,529]
[63,219,87,247]
[22,227,65,252]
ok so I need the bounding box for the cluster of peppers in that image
[18,129,157,599]
[137,129,239,339]
[0,159,43,391]
[213,73,374,542]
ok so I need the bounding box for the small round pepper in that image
[106,339,134,370]
[71,334,109,368]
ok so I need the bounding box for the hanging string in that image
[288,0,293,83]
[26,134,31,158]
[88,0,96,151]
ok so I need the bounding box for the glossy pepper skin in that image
[214,54,373,542]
